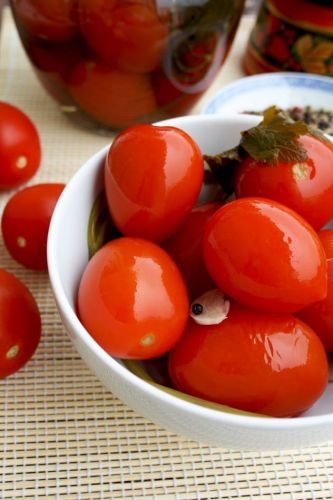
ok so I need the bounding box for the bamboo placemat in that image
[0,7,333,499]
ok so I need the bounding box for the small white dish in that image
[202,72,333,116]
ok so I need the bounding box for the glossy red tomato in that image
[27,38,86,82]
[163,202,220,300]
[105,124,204,242]
[0,102,41,190]
[150,69,201,116]
[298,230,333,352]
[204,197,327,313]
[26,38,87,106]
[12,0,78,42]
[151,69,183,108]
[79,0,169,73]
[1,183,65,270]
[69,60,156,129]
[317,229,333,259]
[235,134,333,230]
[77,237,189,359]
[0,269,41,378]
[168,302,328,417]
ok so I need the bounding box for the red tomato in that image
[26,39,87,105]
[69,60,156,129]
[150,69,201,116]
[0,269,41,378]
[151,70,183,108]
[203,197,327,313]
[79,0,168,73]
[77,237,189,359]
[163,202,220,300]
[0,102,41,190]
[235,134,333,230]
[27,38,86,81]
[298,230,333,352]
[105,124,204,242]
[168,302,328,417]
[318,229,333,259]
[1,183,65,270]
[11,0,78,42]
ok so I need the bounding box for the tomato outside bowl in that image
[47,114,333,451]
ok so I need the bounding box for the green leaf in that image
[204,146,243,200]
[181,0,238,32]
[240,106,309,164]
[87,190,121,259]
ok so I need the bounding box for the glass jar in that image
[243,0,333,76]
[10,0,245,131]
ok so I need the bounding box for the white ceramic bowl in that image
[47,114,333,451]
[202,72,333,117]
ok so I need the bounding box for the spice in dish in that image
[285,106,333,135]
[246,106,333,135]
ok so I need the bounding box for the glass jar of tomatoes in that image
[10,0,245,131]
[243,0,333,76]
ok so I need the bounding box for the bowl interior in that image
[48,114,333,423]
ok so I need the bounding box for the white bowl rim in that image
[48,113,333,431]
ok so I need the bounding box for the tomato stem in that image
[6,345,19,359]
[87,190,121,259]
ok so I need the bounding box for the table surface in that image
[1,6,333,500]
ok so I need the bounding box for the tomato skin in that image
[77,237,189,359]
[79,1,168,73]
[298,260,333,352]
[318,229,333,259]
[11,0,78,42]
[297,230,333,352]
[105,124,204,242]
[0,269,41,378]
[151,69,183,108]
[235,134,333,230]
[0,102,41,190]
[163,202,220,300]
[1,183,65,270]
[168,302,328,417]
[27,37,86,81]
[69,60,156,129]
[26,39,88,106]
[203,197,327,314]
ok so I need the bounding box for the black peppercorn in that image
[191,303,203,315]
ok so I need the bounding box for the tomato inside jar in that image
[10,0,245,130]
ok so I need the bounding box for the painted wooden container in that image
[243,0,333,76]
